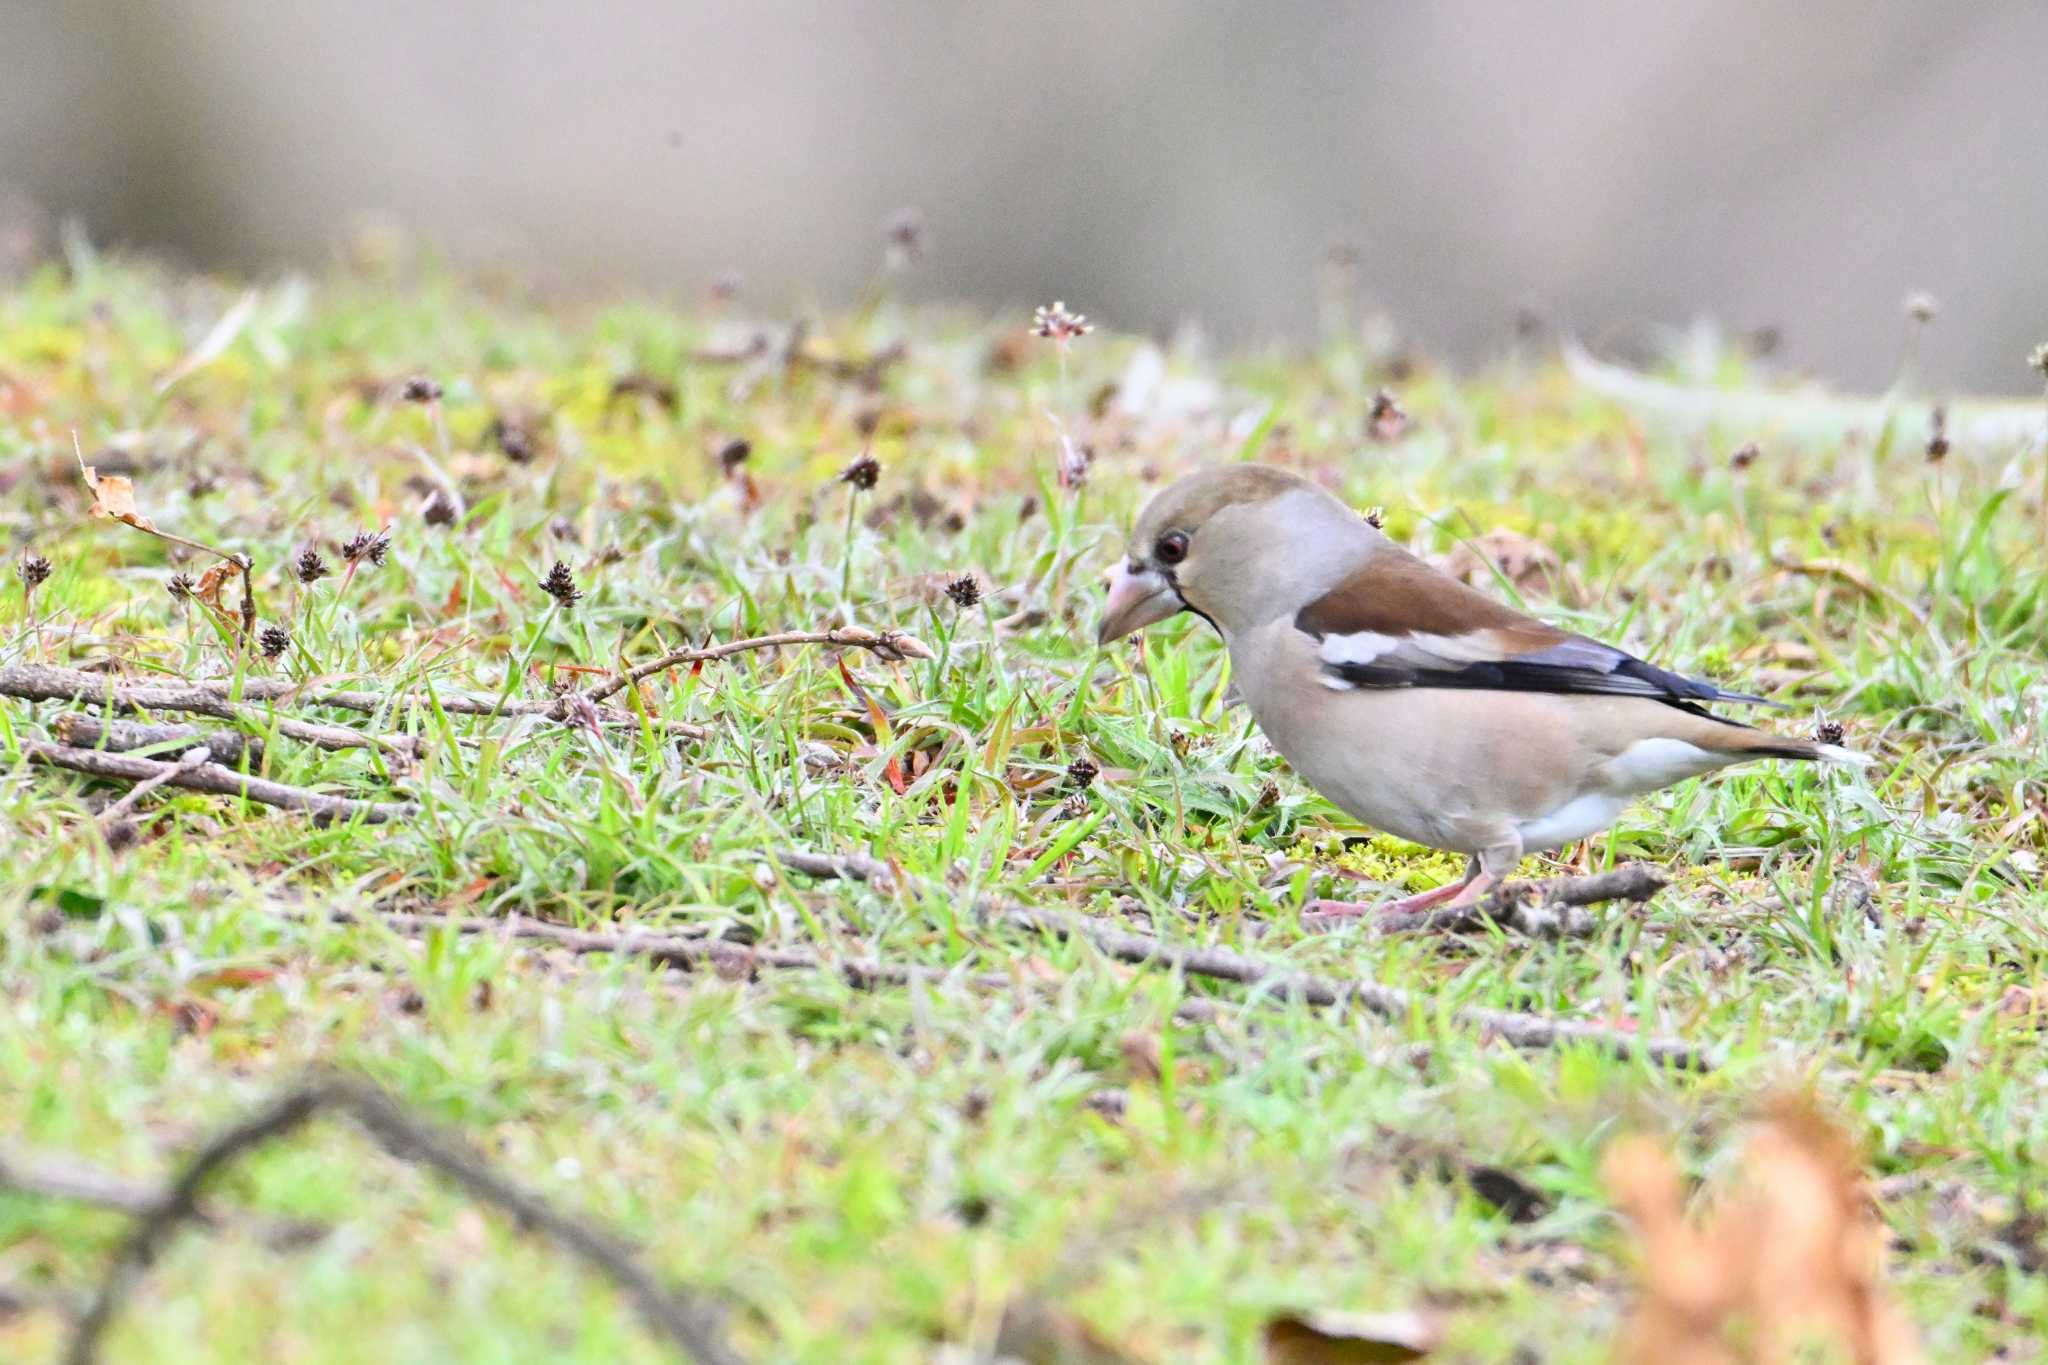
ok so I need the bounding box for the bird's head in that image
[1097,464,1376,644]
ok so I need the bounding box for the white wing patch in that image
[1317,630,1401,666]
[1318,627,1511,673]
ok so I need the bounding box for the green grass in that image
[2,246,2046,1362]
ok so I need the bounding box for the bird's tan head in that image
[1098,464,1367,643]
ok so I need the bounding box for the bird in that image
[1096,465,1867,915]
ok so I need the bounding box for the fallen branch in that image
[18,740,415,825]
[769,849,1710,1070]
[0,663,691,743]
[63,1074,739,1365]
[1369,864,1669,937]
[52,714,262,768]
[6,665,428,754]
[585,626,935,705]
[334,907,1226,1026]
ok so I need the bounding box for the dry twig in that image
[63,1074,739,1365]
[0,663,685,744]
[53,714,262,768]
[335,908,1227,1026]
[18,740,415,824]
[769,849,1709,1069]
[5,665,426,755]
[585,626,934,705]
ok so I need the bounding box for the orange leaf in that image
[838,656,907,794]
[193,561,236,609]
[81,466,157,532]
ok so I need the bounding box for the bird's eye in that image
[1155,531,1189,565]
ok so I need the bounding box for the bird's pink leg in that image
[1304,862,1478,919]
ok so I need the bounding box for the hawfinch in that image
[1098,465,1865,914]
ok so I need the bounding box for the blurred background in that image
[6,0,2045,390]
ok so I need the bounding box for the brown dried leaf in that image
[1119,1030,1164,1084]
[81,466,157,532]
[1263,1309,1440,1363]
[1607,1094,1923,1365]
[192,561,236,610]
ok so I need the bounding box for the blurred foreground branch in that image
[62,1073,740,1365]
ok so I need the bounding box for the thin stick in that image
[63,1075,739,1365]
[19,740,415,824]
[584,627,934,705]
[333,908,1227,1026]
[96,745,212,831]
[768,848,1710,1070]
[0,663,690,743]
[53,714,261,768]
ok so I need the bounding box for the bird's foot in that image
[1439,872,1500,911]
[1305,879,1470,919]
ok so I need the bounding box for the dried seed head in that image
[167,572,195,600]
[1361,505,1385,530]
[17,554,51,589]
[840,452,881,492]
[1058,439,1092,491]
[944,574,982,609]
[490,416,537,463]
[1367,389,1408,441]
[259,624,291,659]
[421,488,459,527]
[1032,301,1092,343]
[1904,291,1939,325]
[340,529,390,567]
[1730,441,1761,471]
[1813,717,1845,747]
[548,516,579,542]
[717,437,752,475]
[559,692,604,737]
[883,206,926,267]
[294,547,331,583]
[1060,791,1091,821]
[1066,756,1100,790]
[2030,343,2048,379]
[1926,405,1949,464]
[400,374,443,403]
[708,270,744,303]
[539,560,583,609]
[186,471,219,500]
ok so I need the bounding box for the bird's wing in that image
[1292,547,1772,712]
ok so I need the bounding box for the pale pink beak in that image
[1096,561,1183,643]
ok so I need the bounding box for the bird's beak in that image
[1096,561,1183,644]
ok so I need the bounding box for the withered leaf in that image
[1263,1309,1440,1363]
[192,561,237,609]
[81,466,157,532]
[1606,1094,1923,1365]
